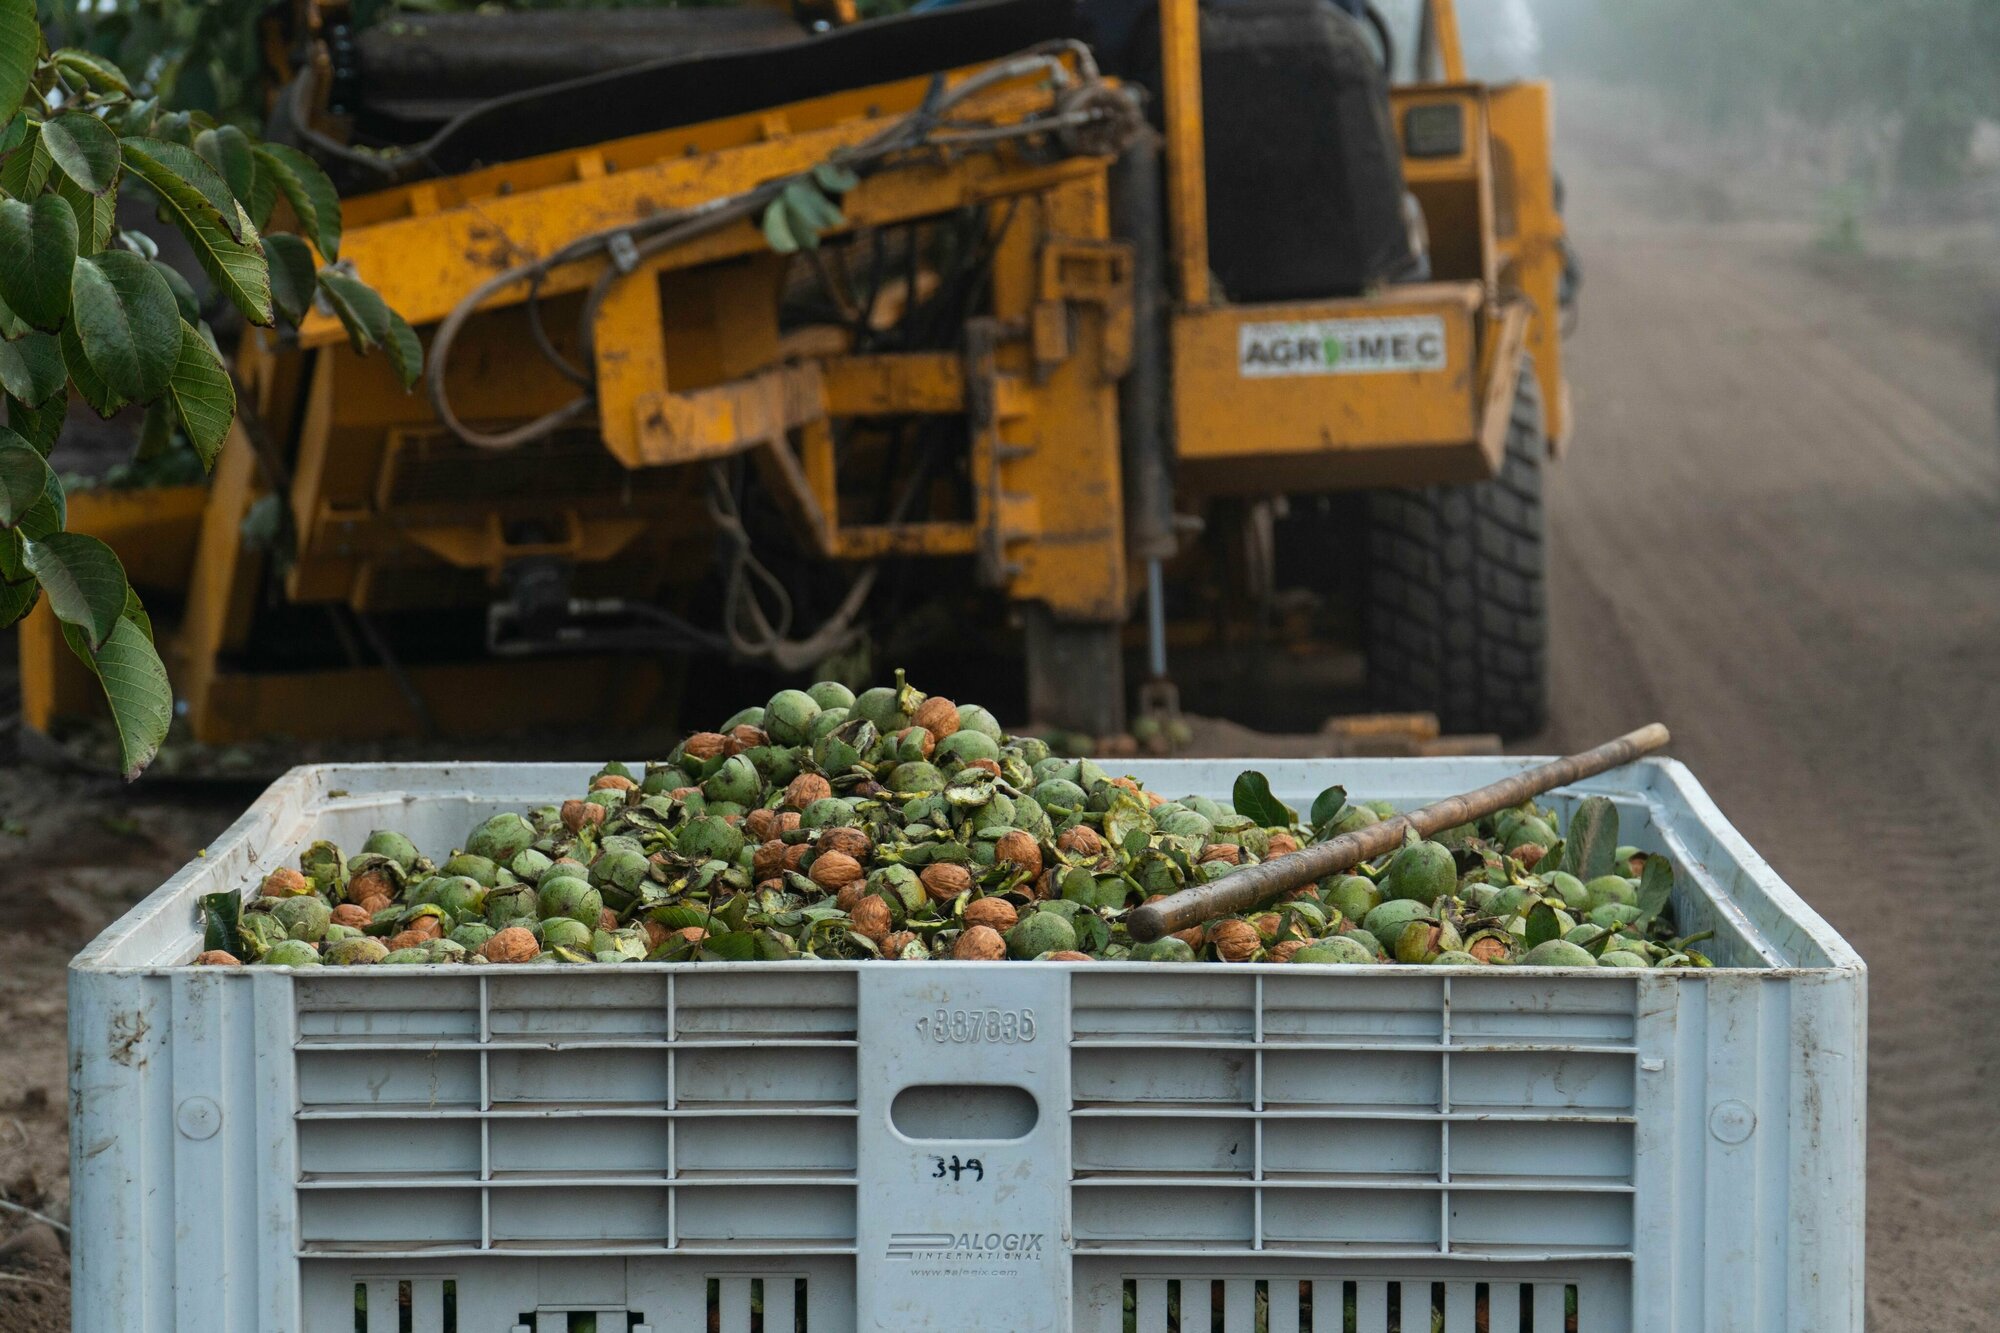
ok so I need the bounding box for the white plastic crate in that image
[69,758,1864,1331]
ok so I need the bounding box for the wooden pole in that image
[1126,724,1672,943]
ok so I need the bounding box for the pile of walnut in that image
[194,674,1711,968]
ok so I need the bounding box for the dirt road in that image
[1538,113,2000,1329]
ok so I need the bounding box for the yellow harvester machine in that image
[19,0,1571,745]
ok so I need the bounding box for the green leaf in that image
[1556,796,1619,881]
[0,289,25,340]
[200,890,244,958]
[813,161,860,194]
[24,531,129,650]
[703,930,757,961]
[52,48,132,95]
[1524,900,1561,949]
[761,199,799,254]
[165,318,233,467]
[11,465,61,546]
[261,233,315,325]
[194,125,255,207]
[0,332,64,407]
[42,111,122,195]
[120,137,243,239]
[61,316,126,417]
[0,112,24,155]
[0,561,35,627]
[1231,770,1298,829]
[70,250,181,402]
[316,268,390,353]
[0,0,36,128]
[381,308,422,391]
[1632,854,1674,932]
[0,121,49,198]
[55,170,115,256]
[120,137,272,323]
[5,390,63,454]
[152,260,199,323]
[121,584,153,643]
[252,144,340,260]
[79,610,172,779]
[136,398,173,460]
[0,195,79,332]
[0,428,53,525]
[1309,785,1348,832]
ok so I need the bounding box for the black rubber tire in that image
[1363,364,1549,737]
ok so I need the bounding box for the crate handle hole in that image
[890,1083,1038,1140]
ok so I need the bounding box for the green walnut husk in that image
[190,676,1697,970]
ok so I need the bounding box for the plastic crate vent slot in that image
[509,1314,650,1333]
[351,1277,457,1333]
[706,1275,809,1331]
[297,975,861,1254]
[1119,1276,1583,1332]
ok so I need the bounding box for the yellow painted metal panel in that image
[1172,286,1482,462]
[305,85,1099,347]
[1158,0,1211,306]
[1486,80,1568,448]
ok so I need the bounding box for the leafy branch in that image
[0,2,418,777]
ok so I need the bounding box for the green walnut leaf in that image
[0,288,26,340]
[51,48,132,95]
[61,317,125,418]
[0,427,54,526]
[1632,853,1675,932]
[261,233,316,326]
[702,930,758,961]
[0,332,65,408]
[316,267,391,353]
[152,260,200,323]
[120,138,273,324]
[121,137,244,239]
[4,391,63,455]
[165,319,234,467]
[55,170,115,256]
[66,606,172,779]
[760,198,799,254]
[194,125,256,209]
[1231,770,1297,829]
[1524,900,1561,949]
[382,308,423,390]
[71,250,182,402]
[1309,784,1349,833]
[252,144,341,260]
[0,0,35,127]
[813,161,860,194]
[0,195,80,332]
[1556,796,1619,881]
[24,531,130,651]
[0,562,35,627]
[0,110,23,155]
[200,890,244,958]
[136,399,173,460]
[4,466,63,553]
[42,111,123,196]
[0,120,49,197]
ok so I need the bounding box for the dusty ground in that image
[5,88,2000,1331]
[1538,96,2000,1330]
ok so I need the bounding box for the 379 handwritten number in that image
[932,1155,984,1183]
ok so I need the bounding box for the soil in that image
[4,84,1999,1332]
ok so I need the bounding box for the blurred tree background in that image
[1536,0,2000,189]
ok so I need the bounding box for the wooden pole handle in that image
[1126,724,1672,944]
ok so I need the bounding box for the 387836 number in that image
[914,1007,1038,1044]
